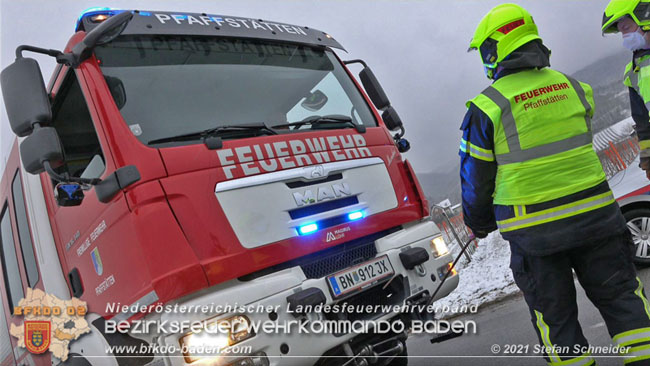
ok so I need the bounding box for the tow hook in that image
[414,264,427,277]
[341,332,408,366]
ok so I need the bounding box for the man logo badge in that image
[293,183,352,207]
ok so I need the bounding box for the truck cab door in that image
[41,66,112,300]
[41,66,149,311]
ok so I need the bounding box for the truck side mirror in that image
[359,67,391,111]
[19,127,64,174]
[345,59,409,151]
[383,107,409,152]
[0,57,51,137]
[382,106,404,131]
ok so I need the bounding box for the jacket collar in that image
[494,40,551,81]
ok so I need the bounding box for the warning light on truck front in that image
[299,223,318,235]
[347,211,364,221]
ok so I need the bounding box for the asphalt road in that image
[405,265,650,366]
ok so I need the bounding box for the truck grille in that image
[300,240,377,279]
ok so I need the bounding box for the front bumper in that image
[154,221,458,366]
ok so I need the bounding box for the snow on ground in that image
[434,231,519,318]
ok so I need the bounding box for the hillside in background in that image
[417,51,632,206]
[417,165,462,207]
[572,51,631,132]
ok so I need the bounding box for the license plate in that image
[327,255,394,298]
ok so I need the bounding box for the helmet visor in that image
[603,2,650,33]
[479,38,499,67]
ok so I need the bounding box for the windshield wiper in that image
[148,123,278,145]
[274,115,366,133]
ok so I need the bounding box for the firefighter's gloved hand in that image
[473,230,489,239]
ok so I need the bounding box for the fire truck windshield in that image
[94,35,378,147]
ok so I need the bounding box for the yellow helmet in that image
[469,3,541,79]
[602,0,650,34]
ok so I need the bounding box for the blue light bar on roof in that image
[76,7,123,31]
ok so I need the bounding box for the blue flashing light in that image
[298,223,318,235]
[60,184,81,195]
[348,211,364,221]
[139,11,151,16]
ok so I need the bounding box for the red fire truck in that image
[0,8,458,366]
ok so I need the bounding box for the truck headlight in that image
[430,236,449,258]
[179,315,254,363]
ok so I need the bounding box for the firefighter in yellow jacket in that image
[461,4,650,365]
[602,0,650,180]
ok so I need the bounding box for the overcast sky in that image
[0,0,624,176]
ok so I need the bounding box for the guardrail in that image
[430,205,478,262]
[597,135,639,179]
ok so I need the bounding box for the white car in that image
[610,156,650,264]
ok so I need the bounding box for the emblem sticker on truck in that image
[91,248,103,276]
[327,255,394,299]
